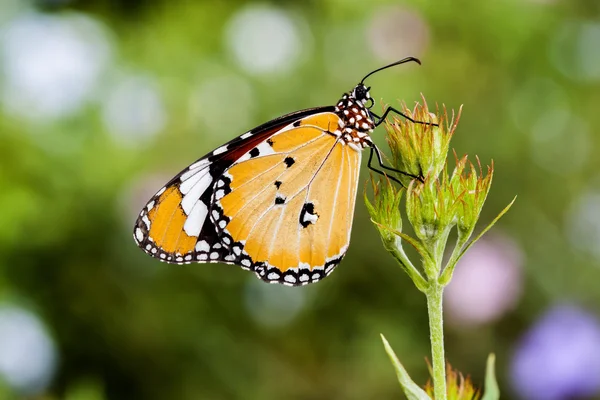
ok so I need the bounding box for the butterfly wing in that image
[134,107,362,286]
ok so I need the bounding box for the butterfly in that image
[133,57,428,286]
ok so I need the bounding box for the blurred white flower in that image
[367,6,430,63]
[0,12,112,121]
[102,73,167,146]
[445,234,524,327]
[0,305,57,394]
[225,5,306,75]
[244,279,307,328]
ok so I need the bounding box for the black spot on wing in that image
[249,147,260,158]
[284,157,295,167]
[274,180,282,189]
[299,202,318,228]
[275,196,286,205]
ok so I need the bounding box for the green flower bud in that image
[450,156,494,241]
[364,179,403,251]
[405,172,459,244]
[385,97,461,184]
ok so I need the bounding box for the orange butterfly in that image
[133,57,426,286]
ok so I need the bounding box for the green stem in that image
[389,245,428,292]
[426,282,446,400]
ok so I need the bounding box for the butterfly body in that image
[134,58,423,286]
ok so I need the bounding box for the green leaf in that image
[481,354,500,400]
[457,196,516,262]
[381,334,432,400]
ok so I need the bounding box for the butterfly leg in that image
[367,146,403,185]
[367,146,423,186]
[371,107,438,127]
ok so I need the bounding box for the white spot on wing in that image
[215,189,226,200]
[213,145,228,155]
[268,272,280,280]
[135,228,144,242]
[240,132,252,139]
[183,201,208,236]
[181,173,213,214]
[255,141,275,155]
[196,240,210,252]
[301,210,318,225]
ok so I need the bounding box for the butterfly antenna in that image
[360,57,421,84]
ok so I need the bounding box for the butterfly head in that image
[351,84,373,108]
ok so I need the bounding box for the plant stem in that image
[426,282,446,400]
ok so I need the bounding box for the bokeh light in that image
[0,11,111,121]
[102,73,167,146]
[225,5,306,76]
[0,305,57,394]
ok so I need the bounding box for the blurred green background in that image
[1,0,600,399]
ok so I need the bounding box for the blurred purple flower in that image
[511,304,600,400]
[445,234,524,327]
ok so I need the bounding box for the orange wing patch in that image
[142,186,197,256]
[214,113,362,285]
